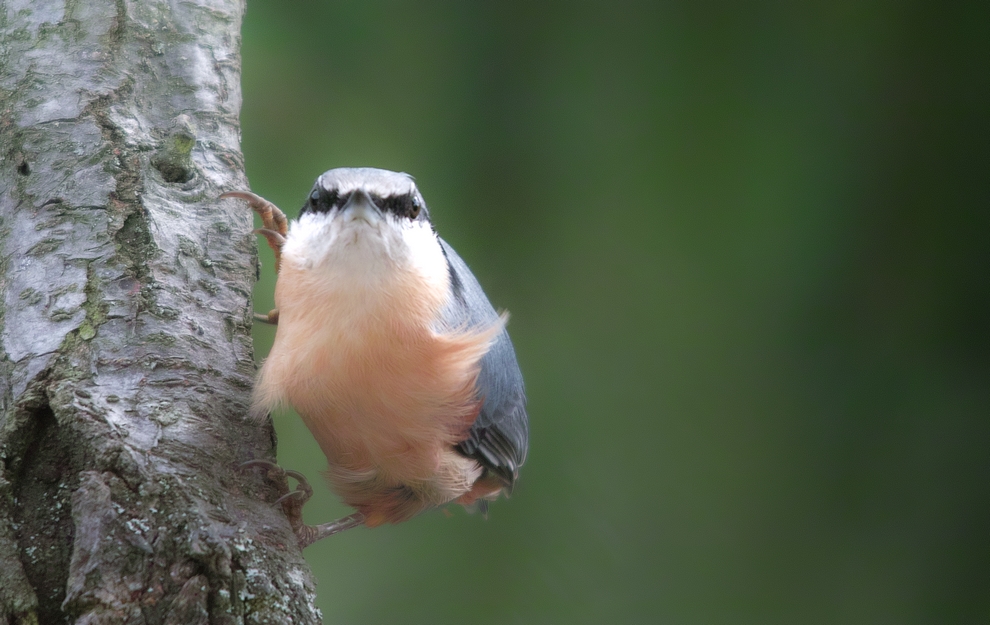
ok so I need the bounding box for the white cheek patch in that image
[282,212,336,270]
[397,220,450,298]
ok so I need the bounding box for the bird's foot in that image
[220,190,287,325]
[240,459,365,548]
[220,190,289,272]
[240,459,311,542]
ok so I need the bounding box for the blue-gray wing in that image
[437,238,528,487]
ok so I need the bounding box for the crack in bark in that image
[12,401,74,624]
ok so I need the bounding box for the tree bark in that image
[0,1,321,623]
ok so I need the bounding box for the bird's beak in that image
[341,189,381,224]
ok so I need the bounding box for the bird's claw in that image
[239,459,308,534]
[274,469,313,506]
[240,459,362,548]
[221,190,287,323]
[220,190,288,241]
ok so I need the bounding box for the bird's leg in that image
[240,459,366,548]
[295,511,367,548]
[220,191,288,325]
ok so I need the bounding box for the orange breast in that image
[252,254,502,520]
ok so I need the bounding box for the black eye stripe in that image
[301,189,426,219]
[377,194,420,218]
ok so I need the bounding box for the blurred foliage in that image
[239,1,988,623]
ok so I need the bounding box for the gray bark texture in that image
[0,1,322,624]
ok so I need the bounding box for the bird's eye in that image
[309,190,320,208]
[379,194,421,219]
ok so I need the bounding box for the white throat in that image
[280,210,450,306]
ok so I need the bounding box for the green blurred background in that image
[239,2,988,623]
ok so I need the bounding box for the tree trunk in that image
[0,1,321,623]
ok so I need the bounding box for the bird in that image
[222,168,528,547]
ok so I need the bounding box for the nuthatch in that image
[223,168,528,547]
